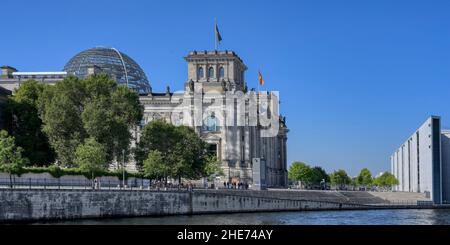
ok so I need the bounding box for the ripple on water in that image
[39,209,450,225]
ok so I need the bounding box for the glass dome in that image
[63,47,151,93]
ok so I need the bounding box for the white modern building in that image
[391,116,450,204]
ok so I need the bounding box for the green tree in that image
[203,154,224,182]
[0,130,29,187]
[39,77,86,166]
[356,168,373,187]
[143,150,168,180]
[111,85,143,126]
[5,80,55,166]
[81,76,142,163]
[108,85,143,163]
[310,166,330,185]
[42,92,85,166]
[172,125,208,181]
[74,137,107,181]
[373,172,399,189]
[288,161,313,187]
[136,120,209,183]
[350,177,357,187]
[39,75,142,166]
[135,120,178,167]
[330,169,352,189]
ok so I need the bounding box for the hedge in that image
[1,165,144,180]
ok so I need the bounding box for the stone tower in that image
[184,50,248,93]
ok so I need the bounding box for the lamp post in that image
[122,149,125,189]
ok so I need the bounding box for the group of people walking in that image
[223,181,249,190]
[89,178,251,191]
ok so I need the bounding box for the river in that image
[41,209,450,225]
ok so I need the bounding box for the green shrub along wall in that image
[0,166,144,180]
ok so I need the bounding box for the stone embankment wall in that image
[0,189,373,222]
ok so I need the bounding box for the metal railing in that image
[0,177,155,191]
[0,178,434,208]
[0,178,237,192]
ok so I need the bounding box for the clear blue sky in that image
[1,0,450,176]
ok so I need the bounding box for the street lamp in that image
[122,149,125,188]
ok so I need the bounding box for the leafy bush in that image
[15,166,144,180]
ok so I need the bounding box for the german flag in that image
[258,71,265,86]
[215,23,222,43]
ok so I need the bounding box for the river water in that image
[45,209,450,225]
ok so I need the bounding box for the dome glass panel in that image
[64,47,151,93]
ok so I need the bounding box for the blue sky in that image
[1,0,449,176]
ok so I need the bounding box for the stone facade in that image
[0,66,66,92]
[0,50,289,188]
[138,51,289,188]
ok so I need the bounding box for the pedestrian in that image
[223,181,226,189]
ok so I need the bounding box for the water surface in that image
[44,209,450,225]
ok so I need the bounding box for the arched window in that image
[208,67,215,78]
[203,113,218,132]
[198,67,204,78]
[219,67,225,78]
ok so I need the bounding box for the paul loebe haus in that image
[0,47,289,188]
[391,116,450,204]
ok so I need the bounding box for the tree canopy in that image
[203,155,224,181]
[288,161,312,184]
[0,130,29,176]
[136,120,211,181]
[310,166,330,185]
[75,137,107,179]
[356,168,373,186]
[143,150,168,180]
[38,75,143,166]
[288,162,331,187]
[373,172,399,188]
[5,80,55,166]
[330,169,352,186]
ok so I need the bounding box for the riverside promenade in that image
[0,187,447,223]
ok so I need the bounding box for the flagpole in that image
[257,71,261,126]
[258,78,260,93]
[257,70,261,93]
[257,71,261,131]
[214,18,217,51]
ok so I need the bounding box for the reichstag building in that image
[0,47,289,188]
